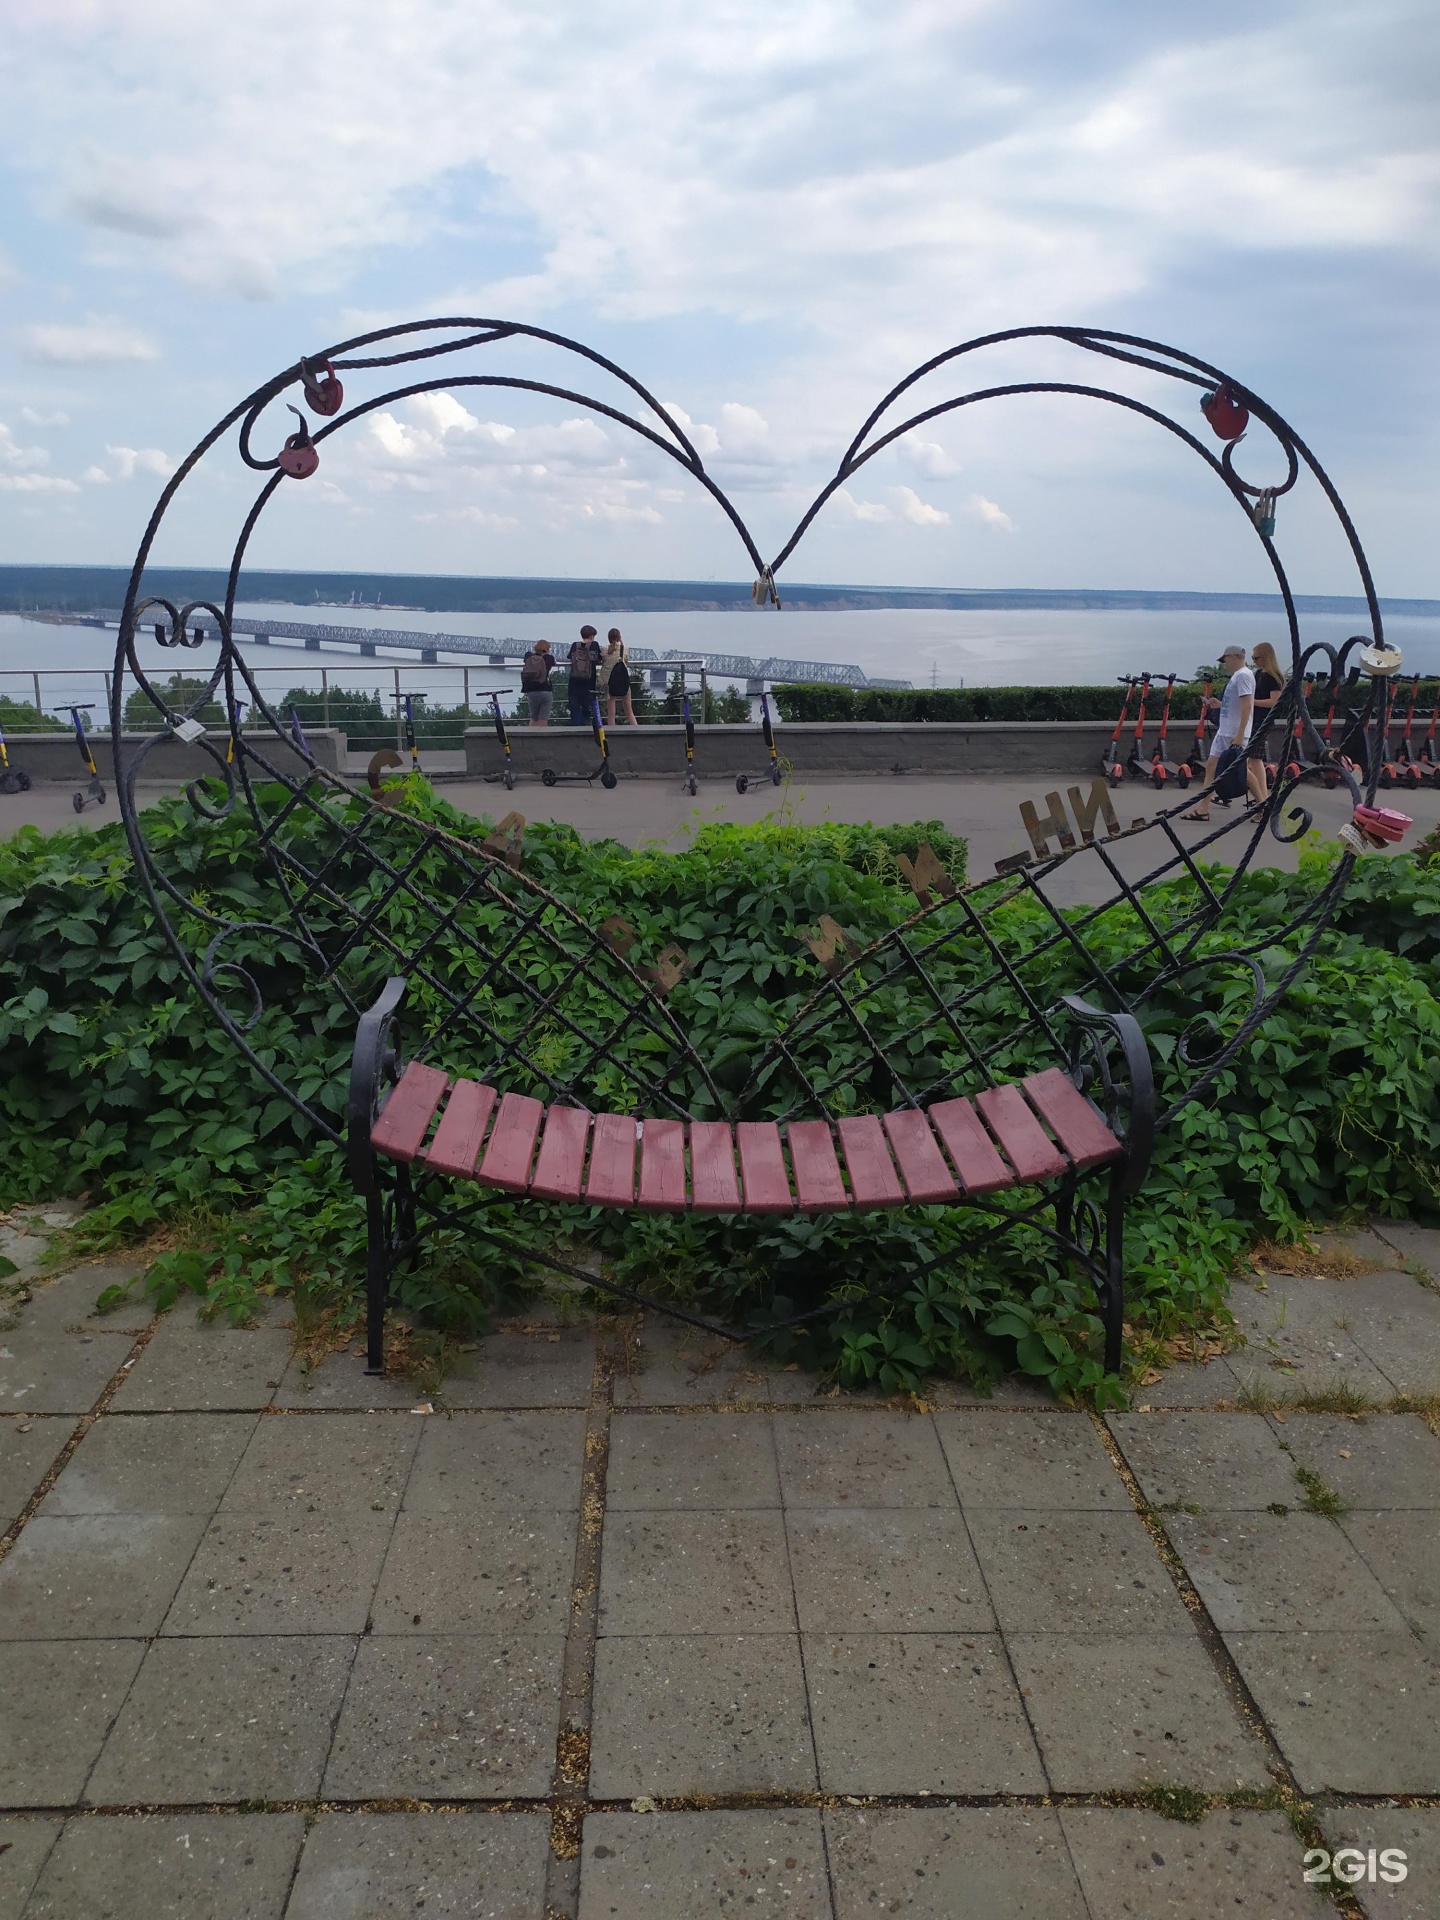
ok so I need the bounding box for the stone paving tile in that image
[0,1512,210,1638]
[0,1414,76,1529]
[370,1509,578,1633]
[936,1410,1125,1508]
[805,1632,1044,1794]
[40,1412,256,1515]
[1368,1219,1440,1283]
[589,1633,815,1797]
[441,1328,597,1408]
[1227,1275,1400,1398]
[1339,1271,1440,1394]
[598,1510,793,1636]
[323,1634,565,1799]
[24,1812,305,1919]
[0,1640,145,1808]
[2,1264,151,1337]
[1279,1413,1440,1508]
[1324,1806,1439,1918]
[1339,1510,1440,1634]
[288,1810,551,1918]
[606,1411,780,1510]
[1166,1512,1408,1632]
[613,1320,772,1407]
[86,1636,355,1804]
[110,1326,293,1413]
[1129,1355,1245,1409]
[825,1806,1087,1919]
[404,1409,586,1512]
[1108,1410,1297,1511]
[0,1305,132,1416]
[1227,1632,1440,1794]
[773,1411,955,1508]
[579,1810,829,1920]
[273,1351,424,1410]
[219,1412,419,1513]
[1006,1631,1269,1791]
[966,1509,1190,1633]
[786,1507,993,1633]
[164,1510,395,1635]
[0,1816,61,1916]
[926,1374,1059,1407]
[1058,1807,1327,1918]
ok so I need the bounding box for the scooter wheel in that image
[504,770,514,791]
[17,770,30,792]
[95,785,106,804]
[73,791,85,813]
[1107,769,1123,789]
[601,768,617,790]
[770,769,782,786]
[736,776,749,794]
[1152,769,1167,790]
[541,769,557,788]
[687,776,698,796]
[1176,768,1190,788]
[0,771,22,795]
[1404,767,1420,790]
[1379,768,1394,789]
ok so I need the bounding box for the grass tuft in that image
[1294,1464,1347,1519]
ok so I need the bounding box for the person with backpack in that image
[520,639,554,725]
[567,626,601,727]
[602,627,636,726]
[1182,645,1256,820]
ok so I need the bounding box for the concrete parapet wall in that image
[463,720,1118,781]
[8,728,345,784]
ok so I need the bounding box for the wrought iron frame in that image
[110,320,1397,1378]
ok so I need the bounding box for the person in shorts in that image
[567,626,601,727]
[520,639,554,725]
[602,628,636,725]
[1183,645,1256,820]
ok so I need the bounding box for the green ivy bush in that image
[1,790,1435,1406]
[773,682,1211,724]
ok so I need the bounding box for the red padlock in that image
[277,407,319,479]
[1200,385,1249,441]
[301,358,344,417]
[1353,805,1411,843]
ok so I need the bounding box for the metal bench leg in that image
[1101,1169,1126,1375]
[364,1186,390,1375]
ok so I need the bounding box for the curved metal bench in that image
[108,316,1405,1391]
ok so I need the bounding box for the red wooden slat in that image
[929,1097,1012,1194]
[689,1121,742,1213]
[424,1078,497,1178]
[736,1122,794,1213]
[976,1084,1067,1183]
[530,1105,592,1200]
[882,1108,959,1203]
[586,1113,639,1206]
[787,1120,849,1212]
[1023,1068,1122,1173]
[476,1091,546,1192]
[638,1119,688,1212]
[837,1114,905,1208]
[370,1061,448,1163]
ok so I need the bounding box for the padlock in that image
[301,357,344,416]
[1353,804,1411,843]
[1252,489,1276,539]
[1200,385,1249,440]
[277,405,320,479]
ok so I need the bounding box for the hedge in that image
[773,682,1213,724]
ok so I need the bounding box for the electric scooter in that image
[482,691,517,791]
[1148,674,1179,788]
[1276,677,1316,782]
[1411,688,1440,788]
[66,706,106,812]
[1123,674,1153,781]
[541,695,618,788]
[735,693,783,794]
[681,693,698,796]
[1102,678,1137,786]
[0,715,31,794]
[1177,675,1213,788]
[1388,675,1425,789]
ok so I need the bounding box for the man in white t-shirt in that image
[1182,645,1254,821]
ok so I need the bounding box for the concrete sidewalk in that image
[2,1218,1438,1916]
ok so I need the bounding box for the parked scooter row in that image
[1102,674,1208,790]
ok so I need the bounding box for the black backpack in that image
[521,651,548,691]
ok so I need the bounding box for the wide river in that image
[5,604,1439,721]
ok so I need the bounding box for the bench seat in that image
[370,1061,1122,1214]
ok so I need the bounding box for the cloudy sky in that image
[0,0,1435,595]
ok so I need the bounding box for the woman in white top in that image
[602,628,636,726]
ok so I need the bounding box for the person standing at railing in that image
[602,628,636,726]
[520,639,554,726]
[567,626,601,726]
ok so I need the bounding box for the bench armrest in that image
[348,976,409,1194]
[1062,993,1155,1197]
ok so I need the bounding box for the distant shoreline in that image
[1,563,1435,620]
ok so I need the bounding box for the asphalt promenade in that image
[2,1206,1438,1916]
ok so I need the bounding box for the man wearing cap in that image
[1183,645,1256,821]
[567,626,602,728]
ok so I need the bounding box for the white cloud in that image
[898,437,961,480]
[104,445,176,480]
[833,488,893,524]
[21,407,70,427]
[0,472,80,493]
[15,318,160,366]
[0,419,49,471]
[894,485,949,527]
[966,492,1015,531]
